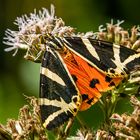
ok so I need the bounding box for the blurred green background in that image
[0,0,140,131]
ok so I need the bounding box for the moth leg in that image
[64,117,75,136]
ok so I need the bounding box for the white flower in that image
[3,4,75,57]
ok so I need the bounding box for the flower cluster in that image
[0,97,47,140]
[97,20,140,51]
[3,5,76,61]
[111,96,140,140]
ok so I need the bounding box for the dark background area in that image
[0,0,140,130]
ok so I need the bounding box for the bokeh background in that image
[0,0,140,132]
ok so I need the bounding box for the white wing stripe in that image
[82,38,100,61]
[41,67,66,86]
[39,97,77,127]
[123,53,140,65]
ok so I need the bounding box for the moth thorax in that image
[60,49,77,65]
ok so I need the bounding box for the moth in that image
[39,36,140,130]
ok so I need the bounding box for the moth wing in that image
[63,37,140,77]
[39,48,81,130]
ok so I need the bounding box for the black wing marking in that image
[39,47,81,130]
[63,37,140,77]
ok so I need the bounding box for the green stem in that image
[99,91,120,129]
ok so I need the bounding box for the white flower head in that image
[3,4,75,57]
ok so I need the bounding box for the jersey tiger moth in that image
[39,36,140,130]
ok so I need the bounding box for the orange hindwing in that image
[63,52,123,110]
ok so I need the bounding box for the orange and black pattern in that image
[39,35,140,130]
